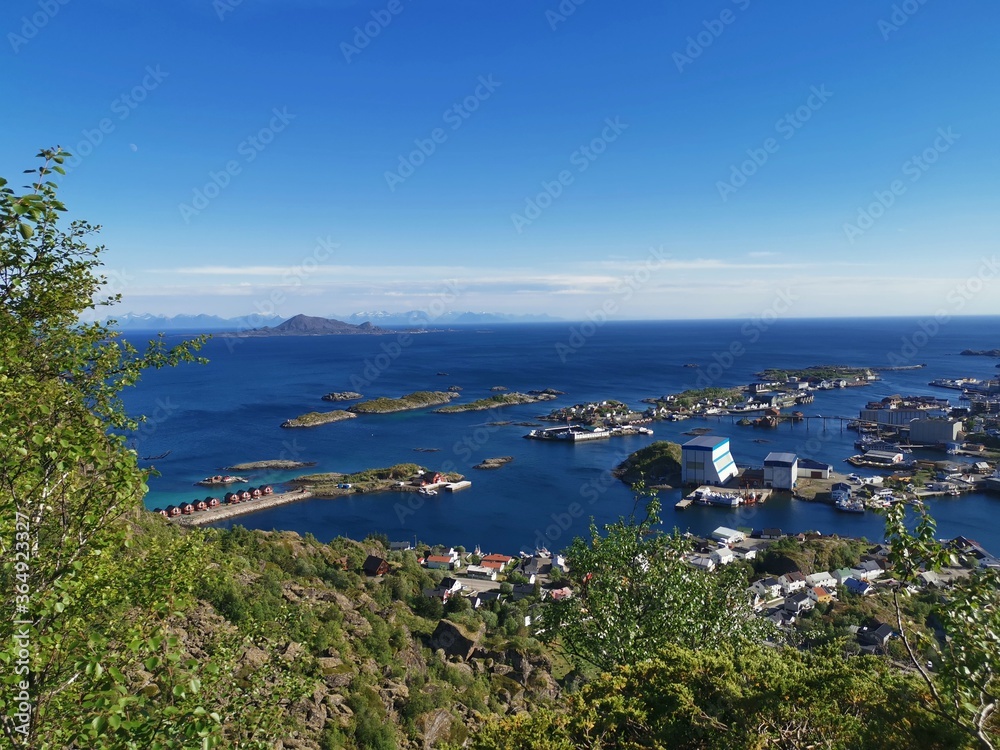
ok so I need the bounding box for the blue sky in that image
[3,0,999,320]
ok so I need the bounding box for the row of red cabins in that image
[154,485,274,517]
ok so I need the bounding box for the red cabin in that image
[167,505,181,517]
[179,503,194,515]
[225,492,239,504]
[207,497,220,508]
[154,508,167,517]
[195,500,208,511]
[240,490,252,501]
[261,485,273,495]
[250,488,262,498]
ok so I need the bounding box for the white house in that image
[763,452,798,490]
[732,545,757,561]
[682,436,738,486]
[712,526,745,545]
[710,547,735,566]
[779,571,807,595]
[852,560,884,582]
[805,571,837,589]
[752,577,782,599]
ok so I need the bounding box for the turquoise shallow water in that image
[122,317,1000,553]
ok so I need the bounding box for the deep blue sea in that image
[122,317,1000,555]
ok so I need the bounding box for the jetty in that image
[169,489,314,526]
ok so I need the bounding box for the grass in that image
[437,393,541,413]
[351,391,454,413]
[281,410,356,428]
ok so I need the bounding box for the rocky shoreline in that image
[281,410,357,428]
[474,456,514,470]
[436,392,556,413]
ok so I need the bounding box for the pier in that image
[170,489,314,526]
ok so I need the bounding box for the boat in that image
[417,487,437,496]
[835,497,865,514]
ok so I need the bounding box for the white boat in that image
[418,488,437,496]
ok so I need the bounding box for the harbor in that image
[677,485,773,511]
[524,424,654,442]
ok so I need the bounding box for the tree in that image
[0,149,306,748]
[883,502,1000,750]
[540,485,770,673]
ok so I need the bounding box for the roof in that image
[426,555,453,563]
[865,450,902,460]
[683,436,730,451]
[798,458,832,470]
[764,452,797,466]
[813,586,830,597]
[762,527,782,536]
[761,577,781,587]
[783,571,806,582]
[713,526,742,538]
[362,555,388,575]
[481,553,515,563]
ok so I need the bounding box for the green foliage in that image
[468,642,970,750]
[0,150,310,748]
[436,392,539,412]
[540,486,771,672]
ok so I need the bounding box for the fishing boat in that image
[835,497,865,514]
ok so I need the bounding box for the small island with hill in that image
[222,313,392,337]
[350,391,457,414]
[281,410,357,428]
[613,441,683,487]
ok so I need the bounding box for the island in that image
[224,460,316,471]
[290,463,464,496]
[281,410,357,428]
[473,456,513,470]
[754,365,875,382]
[223,314,390,337]
[527,388,565,396]
[613,441,683,487]
[321,391,363,402]
[961,349,1000,357]
[436,392,556,413]
[350,391,457,414]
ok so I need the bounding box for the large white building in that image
[681,436,738,485]
[763,452,798,490]
[909,417,963,445]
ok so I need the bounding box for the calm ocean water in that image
[123,317,1000,554]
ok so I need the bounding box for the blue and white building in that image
[763,452,798,490]
[681,436,738,485]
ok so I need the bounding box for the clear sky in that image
[3,0,999,321]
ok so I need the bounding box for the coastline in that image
[170,489,314,526]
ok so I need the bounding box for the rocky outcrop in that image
[321,391,363,401]
[281,410,357,428]
[474,456,514,470]
[430,619,484,660]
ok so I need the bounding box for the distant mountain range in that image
[103,310,561,332]
[341,310,562,326]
